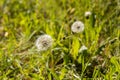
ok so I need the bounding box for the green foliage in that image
[0,0,119,79]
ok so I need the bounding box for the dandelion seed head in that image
[79,45,88,52]
[71,21,84,33]
[35,34,53,51]
[85,11,92,17]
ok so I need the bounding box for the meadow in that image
[0,0,120,80]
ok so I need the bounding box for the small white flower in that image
[79,45,88,52]
[71,21,84,33]
[85,11,92,17]
[35,34,53,51]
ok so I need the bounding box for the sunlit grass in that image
[0,0,119,79]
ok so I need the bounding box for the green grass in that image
[0,0,120,80]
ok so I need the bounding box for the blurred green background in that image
[0,0,119,79]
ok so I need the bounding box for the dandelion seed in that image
[79,45,88,52]
[85,11,92,18]
[35,34,53,51]
[71,21,84,33]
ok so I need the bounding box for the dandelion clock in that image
[35,34,53,51]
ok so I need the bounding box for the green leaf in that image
[70,37,80,60]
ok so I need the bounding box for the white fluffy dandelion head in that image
[35,34,53,51]
[85,11,92,17]
[79,45,88,52]
[71,21,84,33]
